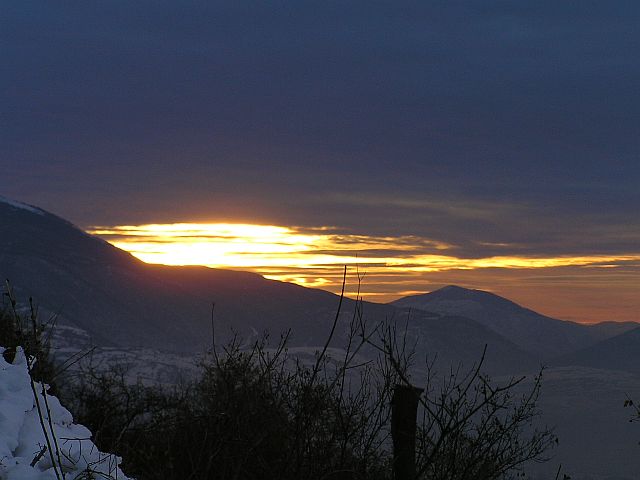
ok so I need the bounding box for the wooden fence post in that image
[391,384,424,480]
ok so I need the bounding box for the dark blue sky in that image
[2,1,639,259]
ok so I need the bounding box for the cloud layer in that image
[2,2,639,321]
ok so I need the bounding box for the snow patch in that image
[0,346,132,479]
[0,196,45,216]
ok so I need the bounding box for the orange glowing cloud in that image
[88,223,640,293]
[86,222,640,322]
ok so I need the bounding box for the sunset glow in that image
[89,223,640,319]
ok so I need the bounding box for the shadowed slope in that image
[553,326,640,373]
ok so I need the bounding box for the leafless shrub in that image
[59,271,555,480]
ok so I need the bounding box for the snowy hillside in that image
[0,196,45,216]
[0,346,131,480]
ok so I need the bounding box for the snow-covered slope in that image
[0,347,131,480]
[0,196,45,216]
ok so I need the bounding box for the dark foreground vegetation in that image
[2,281,556,480]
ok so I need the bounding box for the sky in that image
[2,1,639,322]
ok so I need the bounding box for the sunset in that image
[4,1,640,324]
[88,222,640,321]
[2,2,640,479]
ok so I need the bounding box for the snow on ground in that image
[0,196,45,215]
[50,323,201,386]
[0,346,131,480]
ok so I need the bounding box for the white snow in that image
[0,196,45,215]
[0,346,132,480]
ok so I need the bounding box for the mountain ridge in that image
[0,197,536,375]
[391,285,637,358]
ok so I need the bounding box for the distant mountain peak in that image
[430,285,503,301]
[437,284,468,292]
[392,286,528,322]
[0,195,45,216]
[391,284,600,358]
[434,285,485,295]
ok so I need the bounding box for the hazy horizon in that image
[88,219,638,323]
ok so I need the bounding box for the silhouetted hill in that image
[0,196,335,349]
[582,320,640,341]
[553,326,640,373]
[391,285,635,358]
[0,197,534,374]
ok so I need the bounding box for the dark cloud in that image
[2,1,639,257]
